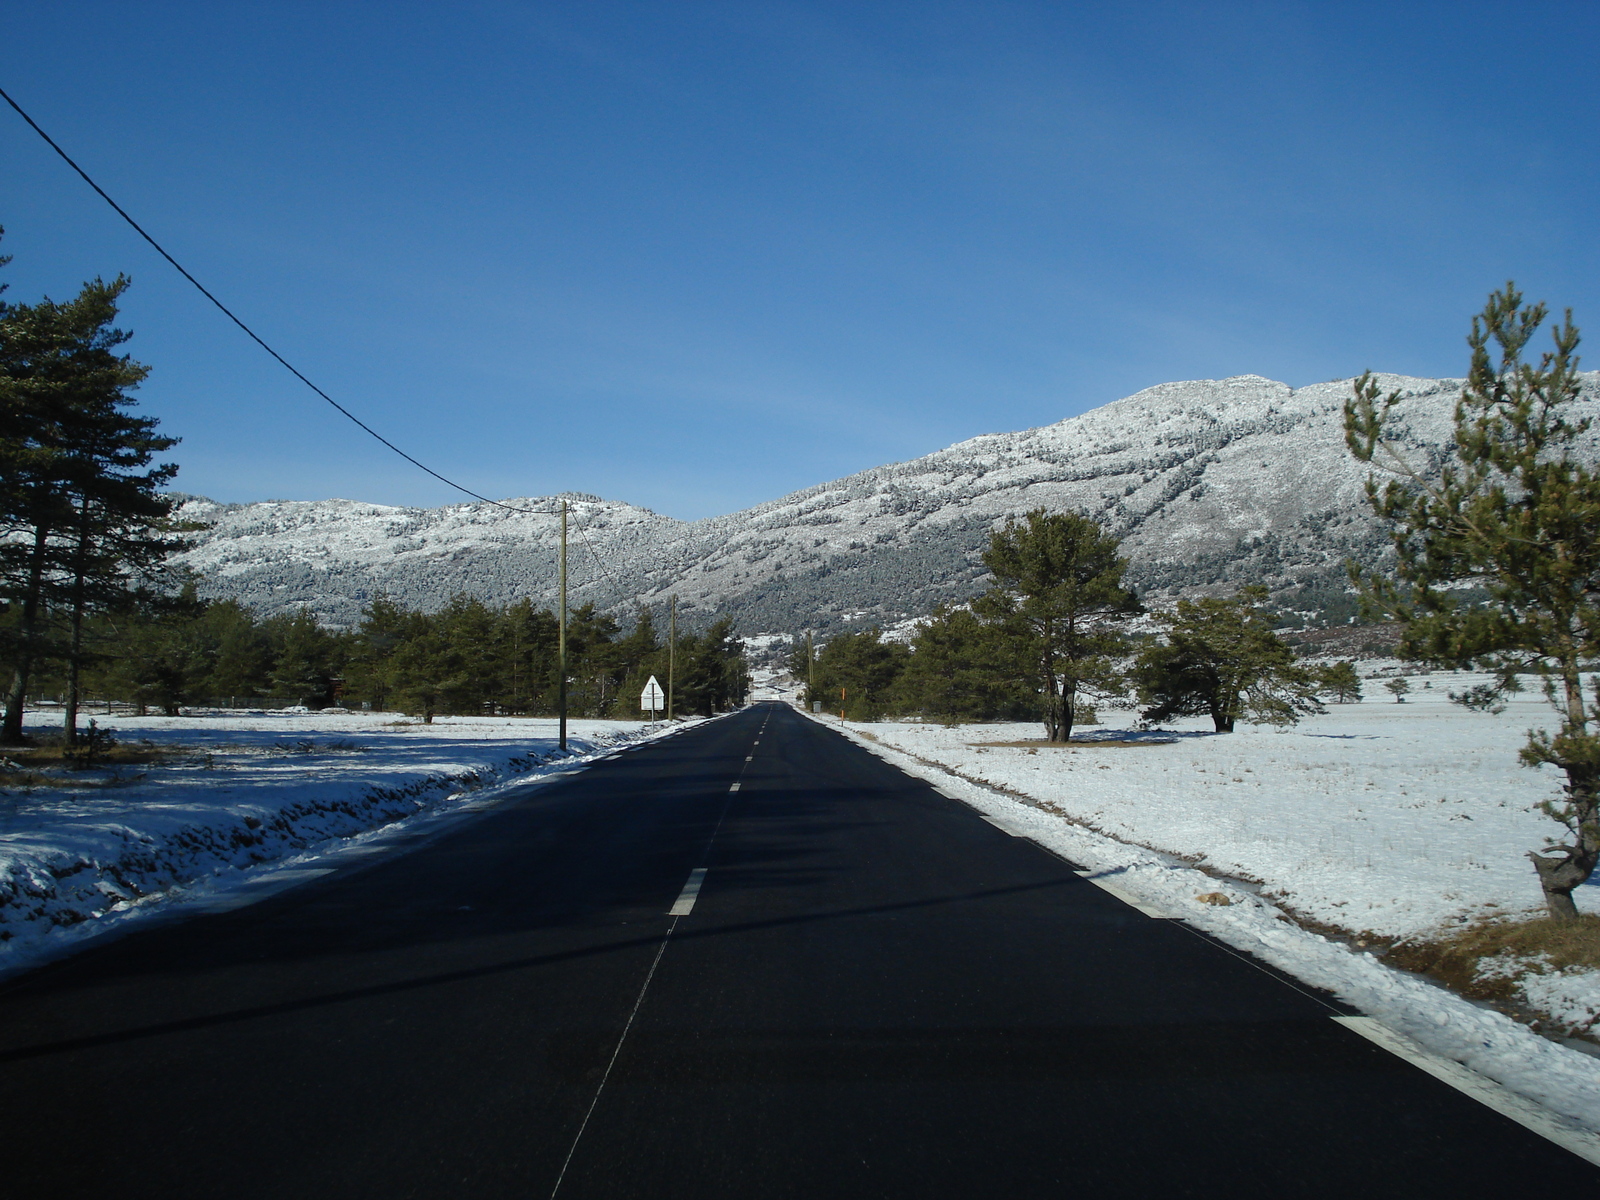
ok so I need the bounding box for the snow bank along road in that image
[0,704,1593,1198]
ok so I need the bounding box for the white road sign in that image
[640,675,665,711]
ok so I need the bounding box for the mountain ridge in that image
[172,371,1600,632]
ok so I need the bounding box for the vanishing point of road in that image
[0,702,1593,1198]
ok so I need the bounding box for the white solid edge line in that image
[860,720,1597,1162]
[1332,1016,1600,1166]
[1073,869,1173,919]
[194,867,338,912]
[668,867,707,916]
[977,811,1025,837]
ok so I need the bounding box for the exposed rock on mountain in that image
[174,372,1600,631]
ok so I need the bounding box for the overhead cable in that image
[0,83,551,517]
[2,85,655,619]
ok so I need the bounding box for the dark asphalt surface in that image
[0,701,1593,1198]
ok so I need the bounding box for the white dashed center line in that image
[669,868,708,916]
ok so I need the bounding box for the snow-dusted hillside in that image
[174,372,1600,629]
[175,493,682,626]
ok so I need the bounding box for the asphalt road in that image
[0,702,1594,1198]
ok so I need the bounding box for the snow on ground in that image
[859,673,1585,938]
[825,671,1600,1136]
[0,709,683,975]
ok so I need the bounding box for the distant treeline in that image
[24,589,749,722]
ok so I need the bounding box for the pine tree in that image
[1,272,190,743]
[975,509,1139,742]
[385,612,453,722]
[1316,659,1363,703]
[435,594,505,713]
[94,582,209,715]
[563,603,621,717]
[1135,586,1322,732]
[613,608,662,717]
[501,598,559,714]
[1345,283,1600,919]
[265,609,339,708]
[805,627,908,721]
[894,605,1033,722]
[347,594,421,712]
[195,598,271,702]
[673,617,750,717]
[55,350,190,740]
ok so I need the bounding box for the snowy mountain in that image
[173,372,1600,631]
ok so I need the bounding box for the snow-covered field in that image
[0,709,679,975]
[829,672,1600,1141]
[860,672,1588,938]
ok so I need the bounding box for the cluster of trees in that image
[341,595,747,720]
[795,510,1355,735]
[42,589,748,722]
[0,233,192,746]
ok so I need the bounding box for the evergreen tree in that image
[1316,660,1363,703]
[1345,284,1600,918]
[974,509,1140,742]
[613,608,662,716]
[1135,585,1322,732]
[0,271,189,742]
[435,594,506,713]
[786,636,814,695]
[265,609,340,708]
[347,594,421,711]
[193,598,271,701]
[674,617,751,717]
[56,350,190,739]
[804,626,907,721]
[893,605,1033,722]
[565,603,622,717]
[501,598,559,714]
[91,581,211,715]
[384,611,453,722]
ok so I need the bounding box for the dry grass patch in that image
[1389,915,1600,1028]
[2,742,179,769]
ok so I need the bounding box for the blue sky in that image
[5,1,1597,520]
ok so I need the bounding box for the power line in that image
[3,85,654,622]
[572,519,627,596]
[0,83,552,517]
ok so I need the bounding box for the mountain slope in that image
[174,372,1600,630]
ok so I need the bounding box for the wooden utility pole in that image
[806,630,814,701]
[558,499,568,751]
[667,594,676,721]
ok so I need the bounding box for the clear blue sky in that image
[5,1,1597,519]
